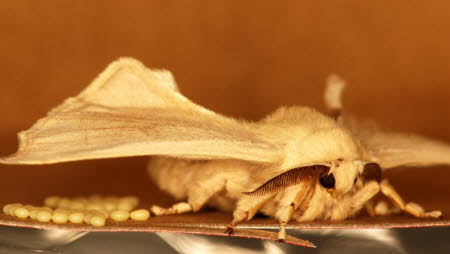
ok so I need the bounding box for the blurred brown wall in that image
[0,1,449,203]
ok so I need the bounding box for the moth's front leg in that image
[364,200,376,216]
[331,181,380,220]
[380,179,442,219]
[350,181,381,215]
[274,182,315,241]
[225,194,274,235]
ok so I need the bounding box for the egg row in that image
[44,195,139,212]
[3,203,150,227]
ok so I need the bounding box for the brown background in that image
[0,1,449,210]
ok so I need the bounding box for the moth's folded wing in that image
[0,109,282,165]
[345,117,450,169]
[324,75,450,169]
[0,58,283,165]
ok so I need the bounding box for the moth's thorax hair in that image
[261,108,361,167]
[287,128,362,165]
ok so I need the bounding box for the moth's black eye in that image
[319,173,335,189]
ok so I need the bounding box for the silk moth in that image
[2,58,449,241]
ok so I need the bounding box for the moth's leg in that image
[365,200,376,217]
[275,182,315,241]
[151,202,193,216]
[350,181,381,215]
[331,181,380,220]
[225,194,275,235]
[187,177,228,212]
[152,178,226,216]
[380,179,442,218]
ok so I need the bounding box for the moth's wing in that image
[324,74,450,169]
[346,117,450,169]
[0,58,283,165]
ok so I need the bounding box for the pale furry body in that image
[147,106,371,222]
[148,156,372,221]
[1,58,449,241]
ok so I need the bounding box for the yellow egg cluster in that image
[2,195,151,227]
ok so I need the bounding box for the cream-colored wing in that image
[0,58,283,165]
[351,119,450,169]
[324,74,450,169]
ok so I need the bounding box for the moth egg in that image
[90,215,106,227]
[94,209,109,218]
[56,198,72,209]
[88,194,103,202]
[36,211,52,222]
[2,204,12,214]
[54,208,70,214]
[23,205,36,216]
[44,196,60,208]
[121,196,139,207]
[41,207,54,213]
[130,209,150,221]
[73,197,88,204]
[110,210,129,222]
[86,203,104,211]
[117,201,133,212]
[69,212,85,224]
[104,196,118,202]
[30,207,53,220]
[84,213,93,224]
[29,209,40,220]
[102,201,116,212]
[69,201,85,210]
[14,207,29,219]
[7,204,23,216]
[52,212,69,224]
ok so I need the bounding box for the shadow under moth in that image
[2,58,450,243]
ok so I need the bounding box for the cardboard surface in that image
[1,207,450,231]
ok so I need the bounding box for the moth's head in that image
[244,161,382,202]
[319,160,382,197]
[323,159,363,194]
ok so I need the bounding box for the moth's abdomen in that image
[147,157,199,200]
[147,157,259,211]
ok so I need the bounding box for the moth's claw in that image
[224,226,235,235]
[426,210,442,219]
[277,238,286,243]
[277,223,287,242]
